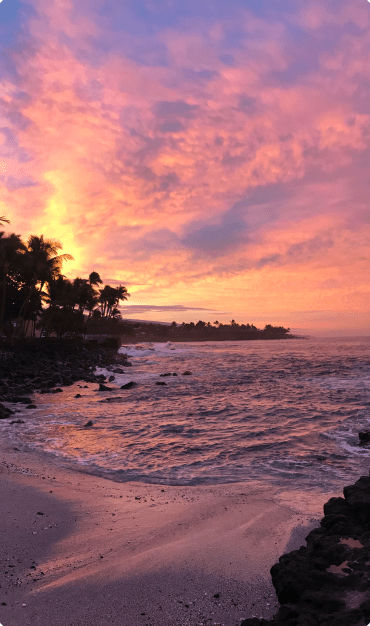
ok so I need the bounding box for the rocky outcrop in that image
[241,476,370,626]
[0,402,13,419]
[359,431,370,445]
[0,339,131,411]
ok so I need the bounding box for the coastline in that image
[3,338,369,625]
[0,440,323,626]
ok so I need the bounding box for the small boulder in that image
[359,430,370,445]
[0,403,13,419]
[156,382,166,386]
[75,394,82,398]
[84,420,94,428]
[99,384,112,391]
[26,404,37,409]
[121,382,136,390]
[182,371,192,376]
[108,375,115,382]
[11,397,32,404]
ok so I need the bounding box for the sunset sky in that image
[1,0,370,334]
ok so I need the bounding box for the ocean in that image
[2,337,370,493]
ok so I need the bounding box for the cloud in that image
[158,120,184,133]
[154,100,199,119]
[121,304,218,314]
[2,0,370,330]
[255,235,334,269]
[5,175,39,191]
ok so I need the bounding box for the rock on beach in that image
[0,339,131,414]
[241,475,370,626]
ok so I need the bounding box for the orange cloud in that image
[1,0,370,331]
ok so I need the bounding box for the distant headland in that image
[116,319,296,343]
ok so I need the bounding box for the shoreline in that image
[2,338,369,625]
[0,441,325,626]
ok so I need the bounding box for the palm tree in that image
[99,284,129,319]
[89,271,102,286]
[0,232,26,334]
[0,216,10,225]
[15,235,73,336]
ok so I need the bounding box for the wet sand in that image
[0,442,328,626]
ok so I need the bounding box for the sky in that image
[1,0,370,335]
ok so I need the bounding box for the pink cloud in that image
[1,0,370,329]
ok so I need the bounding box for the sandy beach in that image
[0,437,335,626]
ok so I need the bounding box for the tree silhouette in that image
[15,235,73,336]
[0,232,26,332]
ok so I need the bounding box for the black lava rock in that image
[11,397,32,404]
[359,430,370,445]
[243,474,370,626]
[121,381,136,389]
[98,383,112,391]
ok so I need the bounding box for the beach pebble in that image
[121,381,136,389]
[99,383,112,391]
[359,430,370,445]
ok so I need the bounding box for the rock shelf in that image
[0,339,131,416]
[241,476,370,626]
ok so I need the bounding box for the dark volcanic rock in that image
[343,476,370,526]
[0,403,13,419]
[241,475,370,626]
[359,430,370,445]
[10,396,32,404]
[83,420,93,428]
[98,383,112,391]
[121,381,136,389]
[0,339,131,416]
